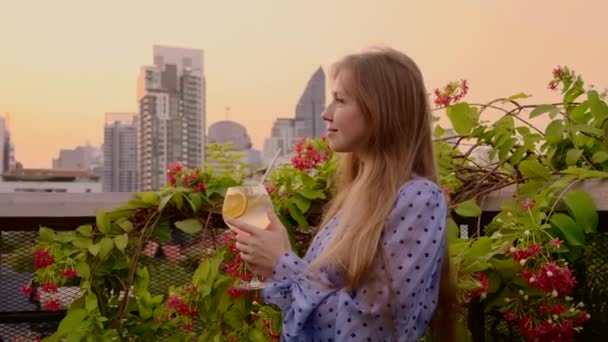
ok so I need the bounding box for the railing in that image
[1,185,608,341]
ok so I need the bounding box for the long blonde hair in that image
[313,48,457,341]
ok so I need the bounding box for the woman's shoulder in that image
[397,176,442,198]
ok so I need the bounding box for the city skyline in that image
[2,0,608,168]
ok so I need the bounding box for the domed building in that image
[207,121,262,171]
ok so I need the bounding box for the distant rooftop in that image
[1,169,99,182]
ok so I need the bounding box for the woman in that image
[227,47,456,341]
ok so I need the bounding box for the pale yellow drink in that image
[222,184,273,234]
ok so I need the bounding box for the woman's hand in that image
[225,210,292,278]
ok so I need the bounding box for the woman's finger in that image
[226,218,263,236]
[235,242,255,254]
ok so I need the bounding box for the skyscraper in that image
[103,113,138,192]
[295,67,326,138]
[262,118,307,166]
[0,115,16,174]
[137,45,205,191]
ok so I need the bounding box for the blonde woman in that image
[227,47,456,341]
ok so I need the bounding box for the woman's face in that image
[321,71,368,153]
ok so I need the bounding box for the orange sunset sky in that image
[1,0,607,168]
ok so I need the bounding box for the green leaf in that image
[455,199,482,218]
[88,242,101,256]
[38,227,55,243]
[489,257,519,279]
[286,203,309,230]
[565,149,582,166]
[434,125,446,138]
[292,195,311,213]
[248,328,266,342]
[85,292,98,312]
[563,190,598,234]
[446,218,459,242]
[509,146,528,165]
[75,261,90,279]
[545,121,564,144]
[588,90,608,118]
[507,92,531,101]
[550,213,585,246]
[154,220,172,241]
[134,267,150,296]
[72,236,93,249]
[98,237,114,260]
[76,225,93,237]
[446,103,479,135]
[118,220,134,233]
[297,189,326,200]
[570,101,590,122]
[223,306,245,330]
[114,234,129,251]
[529,104,559,119]
[175,219,203,235]
[140,192,160,205]
[562,167,608,180]
[138,299,153,320]
[187,192,204,213]
[56,308,87,335]
[519,159,551,180]
[517,179,546,197]
[463,237,492,259]
[96,209,110,234]
[591,151,608,164]
[573,124,605,137]
[158,193,175,212]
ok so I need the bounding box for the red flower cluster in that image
[506,243,543,263]
[34,249,54,269]
[40,281,58,294]
[433,80,469,108]
[468,272,489,299]
[166,294,198,317]
[263,319,281,340]
[43,298,61,312]
[521,262,576,296]
[20,284,33,298]
[518,312,589,342]
[60,268,78,279]
[227,287,247,299]
[522,198,535,211]
[291,137,332,171]
[166,162,184,186]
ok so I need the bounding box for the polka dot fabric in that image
[262,178,448,341]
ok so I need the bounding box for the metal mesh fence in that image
[3,221,608,341]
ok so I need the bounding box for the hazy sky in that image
[1,0,607,168]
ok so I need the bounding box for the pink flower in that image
[548,81,559,91]
[34,249,54,269]
[167,162,183,173]
[504,311,518,322]
[167,173,177,186]
[227,287,247,299]
[43,298,61,311]
[60,268,78,279]
[522,198,534,211]
[468,272,489,299]
[433,80,469,108]
[193,182,207,192]
[266,185,275,194]
[40,282,58,294]
[183,322,194,332]
[442,186,450,195]
[20,284,33,298]
[550,238,563,249]
[552,66,563,78]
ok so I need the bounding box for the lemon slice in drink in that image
[223,191,248,218]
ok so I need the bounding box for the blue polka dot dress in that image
[262,178,448,341]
